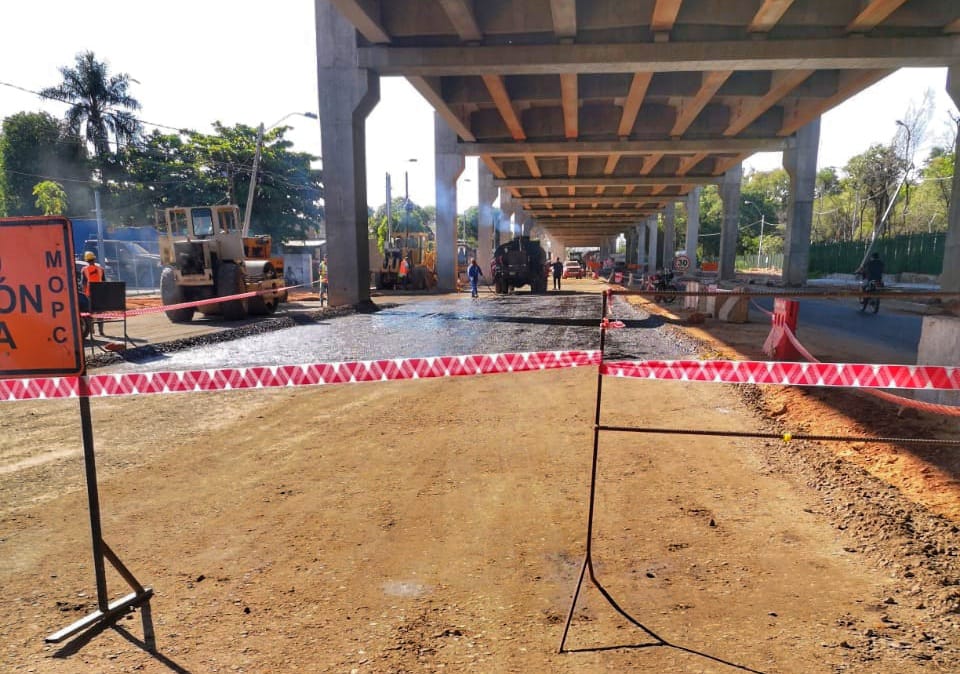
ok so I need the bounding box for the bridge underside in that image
[318,0,959,300]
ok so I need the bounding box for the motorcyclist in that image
[857,252,885,287]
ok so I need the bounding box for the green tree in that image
[41,51,141,174]
[0,111,89,216]
[118,123,323,240]
[845,144,904,240]
[32,180,68,215]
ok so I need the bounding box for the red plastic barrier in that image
[763,298,801,361]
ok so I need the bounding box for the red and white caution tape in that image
[85,282,304,320]
[0,350,601,402]
[601,359,960,391]
[780,326,960,417]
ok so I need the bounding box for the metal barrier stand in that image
[558,290,665,653]
[45,375,154,645]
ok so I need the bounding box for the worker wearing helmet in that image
[81,251,106,335]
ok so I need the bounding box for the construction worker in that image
[81,251,106,335]
[398,256,409,290]
[318,255,329,306]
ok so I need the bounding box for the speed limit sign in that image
[674,254,690,272]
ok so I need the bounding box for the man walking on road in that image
[467,257,483,298]
[552,257,563,291]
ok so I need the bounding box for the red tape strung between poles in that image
[0,350,601,402]
[601,359,960,391]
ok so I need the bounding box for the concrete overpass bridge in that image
[315,0,960,318]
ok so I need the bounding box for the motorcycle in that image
[652,270,680,304]
[857,277,881,314]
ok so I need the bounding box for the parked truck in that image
[157,205,287,322]
[491,236,548,294]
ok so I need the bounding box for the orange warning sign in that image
[0,216,84,377]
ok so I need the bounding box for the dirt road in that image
[1,282,958,673]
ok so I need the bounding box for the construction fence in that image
[808,232,945,277]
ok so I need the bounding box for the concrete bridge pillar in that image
[476,163,496,275]
[316,1,379,306]
[636,224,647,272]
[942,66,960,296]
[916,67,960,406]
[497,189,513,248]
[685,187,701,274]
[625,228,637,266]
[434,112,464,292]
[719,163,743,281]
[663,203,676,270]
[647,216,660,273]
[782,118,821,287]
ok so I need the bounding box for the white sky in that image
[2,0,957,212]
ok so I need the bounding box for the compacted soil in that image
[1,283,958,673]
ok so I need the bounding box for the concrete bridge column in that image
[663,203,676,270]
[316,1,379,306]
[497,189,513,248]
[636,224,647,272]
[719,163,743,281]
[476,163,496,274]
[942,67,960,297]
[625,228,637,266]
[782,118,821,287]
[434,112,464,292]
[647,216,660,273]
[685,187,701,274]
[916,66,960,406]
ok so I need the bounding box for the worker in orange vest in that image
[82,251,106,335]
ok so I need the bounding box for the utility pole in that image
[242,123,265,237]
[385,172,393,246]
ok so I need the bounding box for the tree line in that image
[0,52,323,243]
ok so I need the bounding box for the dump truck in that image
[157,205,287,322]
[491,236,548,294]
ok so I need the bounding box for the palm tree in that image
[41,51,141,172]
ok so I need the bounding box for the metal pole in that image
[78,388,109,611]
[242,123,265,237]
[385,173,392,245]
[757,213,765,268]
[94,190,105,266]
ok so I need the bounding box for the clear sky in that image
[2,1,957,213]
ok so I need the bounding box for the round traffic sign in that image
[674,254,690,271]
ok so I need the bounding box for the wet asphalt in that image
[107,291,696,373]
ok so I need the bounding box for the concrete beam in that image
[482,75,526,140]
[560,73,579,138]
[359,37,960,76]
[459,137,790,156]
[748,0,796,33]
[846,0,909,33]
[550,0,577,39]
[671,71,733,136]
[329,0,389,44]
[618,72,653,136]
[437,0,482,42]
[495,176,723,188]
[407,76,476,141]
[531,209,655,217]
[518,196,670,206]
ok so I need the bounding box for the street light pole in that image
[896,119,913,229]
[745,200,765,268]
[242,111,318,236]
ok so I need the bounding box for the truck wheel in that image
[160,267,194,323]
[218,263,248,320]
